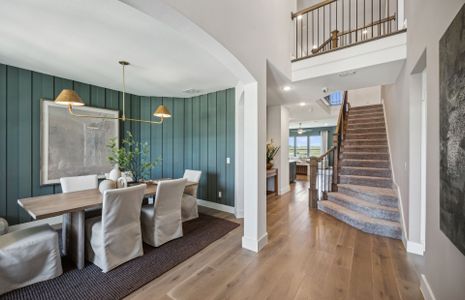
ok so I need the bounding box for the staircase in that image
[318,104,402,239]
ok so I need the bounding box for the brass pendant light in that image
[54,61,171,124]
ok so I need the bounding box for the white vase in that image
[109,164,121,182]
[117,176,128,188]
[0,218,8,235]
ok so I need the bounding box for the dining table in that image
[17,180,198,269]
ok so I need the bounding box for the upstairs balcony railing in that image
[291,0,403,61]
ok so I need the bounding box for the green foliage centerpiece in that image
[266,141,280,170]
[107,131,159,182]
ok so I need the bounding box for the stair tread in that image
[343,151,389,155]
[341,166,390,171]
[328,192,399,212]
[340,174,391,181]
[319,200,401,228]
[344,145,388,148]
[343,159,389,162]
[338,184,397,198]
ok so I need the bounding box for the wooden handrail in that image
[338,15,396,37]
[292,0,336,19]
[318,146,336,161]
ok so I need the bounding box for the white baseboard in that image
[197,199,235,214]
[420,274,436,300]
[279,185,290,195]
[234,208,244,219]
[8,216,62,232]
[406,240,425,255]
[242,232,268,252]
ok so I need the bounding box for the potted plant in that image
[107,131,160,183]
[266,141,280,170]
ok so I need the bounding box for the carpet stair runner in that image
[318,104,402,239]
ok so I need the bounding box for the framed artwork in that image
[439,3,465,256]
[40,100,119,185]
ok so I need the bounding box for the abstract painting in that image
[41,100,119,185]
[439,3,465,256]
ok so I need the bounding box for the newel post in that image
[308,156,319,209]
[331,30,339,49]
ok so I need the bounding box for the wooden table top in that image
[18,181,198,220]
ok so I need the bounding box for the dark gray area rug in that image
[2,214,239,300]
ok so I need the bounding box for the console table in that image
[267,168,278,197]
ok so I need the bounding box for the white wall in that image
[382,1,465,299]
[348,86,382,107]
[152,0,295,252]
[267,105,290,195]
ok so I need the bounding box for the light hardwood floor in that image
[126,179,423,300]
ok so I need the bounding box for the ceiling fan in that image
[297,123,306,135]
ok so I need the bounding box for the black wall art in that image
[439,3,465,256]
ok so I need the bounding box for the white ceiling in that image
[267,59,404,128]
[0,0,238,97]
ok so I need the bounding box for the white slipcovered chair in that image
[141,178,187,247]
[182,170,201,221]
[85,184,146,273]
[0,223,63,295]
[60,175,99,255]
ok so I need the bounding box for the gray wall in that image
[382,1,465,299]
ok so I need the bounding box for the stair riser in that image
[340,176,392,188]
[342,160,390,168]
[348,122,385,129]
[318,202,402,239]
[343,146,388,153]
[350,106,383,112]
[343,153,389,160]
[344,140,387,146]
[346,133,387,140]
[349,113,384,120]
[337,186,398,207]
[327,194,400,222]
[341,167,391,178]
[347,127,386,134]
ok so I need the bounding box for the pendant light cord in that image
[122,63,126,120]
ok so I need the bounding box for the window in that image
[309,135,322,157]
[288,136,295,157]
[295,136,308,157]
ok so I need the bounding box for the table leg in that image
[61,213,70,256]
[69,210,85,269]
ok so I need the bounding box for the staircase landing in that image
[318,104,402,239]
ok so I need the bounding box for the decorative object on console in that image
[439,2,465,256]
[53,61,171,124]
[266,140,280,170]
[40,100,119,185]
[107,131,160,182]
[109,164,121,181]
[117,177,128,188]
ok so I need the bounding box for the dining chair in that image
[182,170,201,221]
[0,224,63,295]
[141,178,187,247]
[85,184,146,273]
[59,175,99,255]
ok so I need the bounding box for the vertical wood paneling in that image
[192,97,200,171]
[150,97,163,179]
[226,88,236,206]
[173,98,184,178]
[140,96,151,178]
[32,72,54,197]
[18,69,32,223]
[207,93,217,203]
[184,99,193,170]
[0,63,236,224]
[0,65,6,219]
[6,67,20,224]
[119,91,131,140]
[91,86,105,108]
[162,98,174,178]
[199,95,208,200]
[216,90,227,205]
[74,81,91,105]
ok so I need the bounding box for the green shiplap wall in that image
[0,63,235,224]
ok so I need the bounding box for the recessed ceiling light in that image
[297,15,303,20]
[338,70,357,77]
[324,123,328,126]
[283,86,291,91]
[312,45,318,49]
[299,102,306,106]
[183,88,203,94]
[362,29,368,35]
